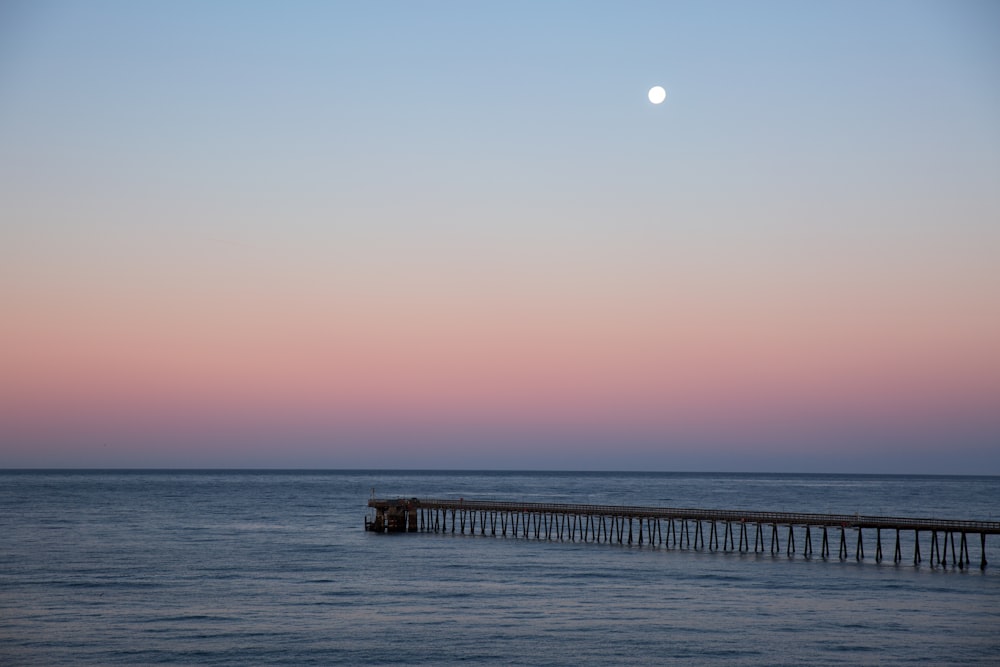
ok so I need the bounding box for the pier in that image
[366,497,1000,570]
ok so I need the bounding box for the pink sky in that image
[4,231,998,470]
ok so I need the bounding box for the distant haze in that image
[1,2,998,473]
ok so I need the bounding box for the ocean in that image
[2,470,998,665]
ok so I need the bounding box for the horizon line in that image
[2,467,997,478]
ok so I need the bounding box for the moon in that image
[648,86,666,104]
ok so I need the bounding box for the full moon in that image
[648,85,666,104]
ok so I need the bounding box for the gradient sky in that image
[2,1,999,472]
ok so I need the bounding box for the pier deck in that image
[367,497,1000,569]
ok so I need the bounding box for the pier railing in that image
[366,497,1000,569]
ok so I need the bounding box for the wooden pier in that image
[366,497,1000,570]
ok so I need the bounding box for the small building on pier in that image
[365,498,418,533]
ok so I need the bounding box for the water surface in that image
[2,470,998,665]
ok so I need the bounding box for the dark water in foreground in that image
[2,471,999,665]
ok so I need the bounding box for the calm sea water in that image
[2,471,998,666]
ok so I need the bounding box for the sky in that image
[1,1,999,472]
